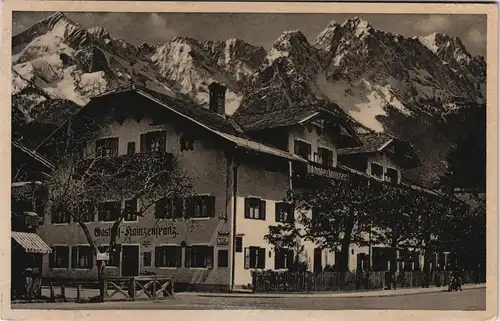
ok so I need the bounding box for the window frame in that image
[293,139,312,160]
[274,248,294,270]
[155,197,185,219]
[49,245,70,270]
[244,197,266,220]
[95,137,119,158]
[244,246,266,269]
[98,200,122,223]
[185,245,214,269]
[275,202,294,223]
[370,162,384,179]
[189,195,216,219]
[140,130,167,154]
[155,245,182,268]
[123,199,139,223]
[317,146,334,167]
[72,245,94,270]
[385,166,399,184]
[217,249,229,268]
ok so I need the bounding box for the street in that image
[12,288,485,310]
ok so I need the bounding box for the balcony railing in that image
[292,161,350,188]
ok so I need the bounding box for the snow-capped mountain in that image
[12,13,486,186]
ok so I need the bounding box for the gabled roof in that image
[234,106,322,132]
[37,85,306,164]
[337,132,394,155]
[337,132,420,167]
[12,140,55,172]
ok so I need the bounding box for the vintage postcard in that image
[1,1,497,321]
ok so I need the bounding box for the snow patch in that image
[316,73,390,132]
[264,48,289,66]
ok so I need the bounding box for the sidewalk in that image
[177,283,486,299]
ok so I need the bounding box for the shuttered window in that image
[275,248,294,269]
[244,246,265,269]
[184,245,214,268]
[71,246,93,269]
[275,202,294,223]
[155,246,182,268]
[140,131,166,154]
[244,198,266,220]
[49,246,69,269]
[96,137,119,157]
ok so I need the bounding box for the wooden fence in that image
[102,276,174,301]
[251,270,485,293]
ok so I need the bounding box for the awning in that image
[11,232,52,254]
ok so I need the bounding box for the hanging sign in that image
[96,252,109,261]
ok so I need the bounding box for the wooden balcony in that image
[292,161,350,188]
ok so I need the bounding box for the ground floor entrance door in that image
[121,245,139,277]
[314,248,322,274]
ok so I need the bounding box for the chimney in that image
[208,82,227,117]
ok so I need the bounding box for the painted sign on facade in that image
[94,225,178,239]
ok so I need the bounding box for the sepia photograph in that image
[2,1,497,319]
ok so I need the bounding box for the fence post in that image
[76,285,81,302]
[60,283,66,299]
[152,276,157,298]
[49,282,55,301]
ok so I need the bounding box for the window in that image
[97,245,121,267]
[98,201,121,222]
[235,237,243,253]
[218,250,229,268]
[275,248,294,270]
[294,140,311,160]
[51,206,71,224]
[49,246,69,269]
[371,163,384,179]
[386,167,399,184]
[155,197,184,219]
[155,246,181,268]
[317,147,333,166]
[71,246,93,269]
[185,245,214,268]
[244,198,266,220]
[189,195,216,218]
[78,201,94,222]
[127,142,136,155]
[275,202,294,223]
[140,131,166,153]
[143,252,152,267]
[96,137,119,157]
[124,199,137,222]
[244,247,265,269]
[180,135,194,151]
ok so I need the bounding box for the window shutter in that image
[140,134,147,153]
[186,197,194,218]
[88,248,94,269]
[207,196,216,217]
[71,246,78,269]
[185,247,192,267]
[244,198,250,218]
[174,198,183,218]
[274,249,279,269]
[287,249,294,269]
[275,203,281,222]
[244,247,250,270]
[154,198,165,219]
[206,246,214,269]
[288,204,295,223]
[111,138,119,156]
[259,248,266,269]
[259,200,266,220]
[154,247,161,267]
[159,131,167,153]
[49,248,55,268]
[293,140,299,154]
[176,247,182,267]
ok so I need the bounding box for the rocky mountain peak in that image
[87,26,111,40]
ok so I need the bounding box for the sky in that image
[12,11,487,57]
